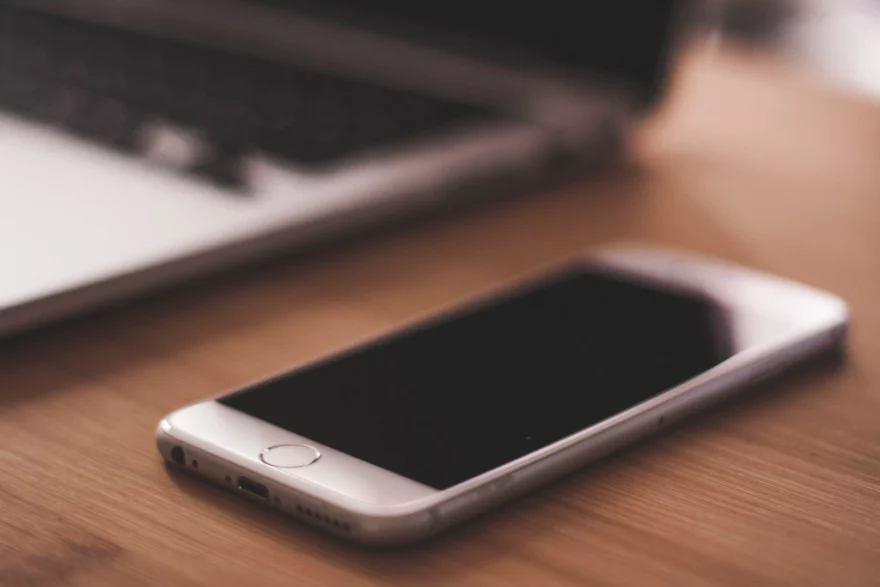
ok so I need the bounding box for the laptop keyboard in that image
[0,7,493,190]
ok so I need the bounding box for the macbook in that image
[0,0,685,334]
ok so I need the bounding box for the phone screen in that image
[219,267,736,490]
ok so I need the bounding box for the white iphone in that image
[157,246,848,546]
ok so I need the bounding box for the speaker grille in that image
[292,503,352,534]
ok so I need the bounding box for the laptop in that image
[0,0,686,335]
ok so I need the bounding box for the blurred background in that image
[707,0,880,99]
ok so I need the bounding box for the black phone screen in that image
[219,266,736,489]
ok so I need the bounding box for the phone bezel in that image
[157,245,848,544]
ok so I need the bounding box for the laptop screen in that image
[255,0,682,105]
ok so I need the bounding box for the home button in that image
[260,444,321,468]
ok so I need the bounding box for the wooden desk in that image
[2,49,879,586]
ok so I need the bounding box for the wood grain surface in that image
[2,48,879,586]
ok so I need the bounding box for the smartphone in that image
[157,246,848,546]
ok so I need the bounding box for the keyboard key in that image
[0,69,46,112]
[69,98,145,151]
[29,83,87,126]
[191,150,248,190]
